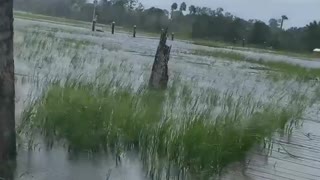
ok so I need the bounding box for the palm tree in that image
[280,15,288,30]
[189,5,196,14]
[0,0,16,166]
[180,2,187,12]
[171,2,178,11]
[170,2,178,19]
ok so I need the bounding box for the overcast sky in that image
[90,0,320,28]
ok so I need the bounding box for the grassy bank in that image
[14,11,118,32]
[14,11,91,28]
[193,49,320,80]
[19,80,307,179]
[193,39,318,60]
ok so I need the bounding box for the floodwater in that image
[10,18,320,180]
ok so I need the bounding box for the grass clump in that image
[20,81,307,178]
[21,83,164,151]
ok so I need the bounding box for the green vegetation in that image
[14,11,112,31]
[19,79,308,178]
[14,11,89,26]
[14,9,318,178]
[193,49,320,80]
[192,39,232,49]
[14,11,161,38]
[14,0,320,53]
[192,39,319,60]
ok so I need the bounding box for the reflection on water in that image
[0,162,15,180]
[15,145,146,180]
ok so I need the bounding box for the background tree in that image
[280,15,288,30]
[249,21,271,45]
[223,18,245,42]
[136,2,144,12]
[304,21,320,51]
[215,7,224,16]
[195,6,201,15]
[142,7,169,31]
[0,0,16,175]
[170,2,178,19]
[269,18,280,30]
[127,0,138,11]
[278,28,305,51]
[188,5,196,14]
[171,2,178,11]
[12,0,320,52]
[180,2,187,12]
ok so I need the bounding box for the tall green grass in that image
[19,78,308,179]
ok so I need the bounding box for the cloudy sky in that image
[89,0,320,28]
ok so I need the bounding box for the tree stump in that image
[92,20,96,31]
[149,28,171,89]
[0,0,16,164]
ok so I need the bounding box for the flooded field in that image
[12,18,320,180]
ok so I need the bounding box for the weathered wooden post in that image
[149,28,171,89]
[171,32,175,41]
[0,0,16,175]
[91,0,98,31]
[111,21,115,34]
[92,15,97,32]
[92,21,96,31]
[133,25,136,38]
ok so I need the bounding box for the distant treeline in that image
[14,0,320,52]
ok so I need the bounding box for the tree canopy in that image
[171,3,178,11]
[180,2,187,12]
[189,5,196,14]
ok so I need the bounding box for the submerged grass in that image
[19,79,307,179]
[193,49,320,80]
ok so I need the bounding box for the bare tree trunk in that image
[149,28,171,89]
[0,0,16,164]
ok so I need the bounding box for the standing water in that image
[11,18,320,180]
